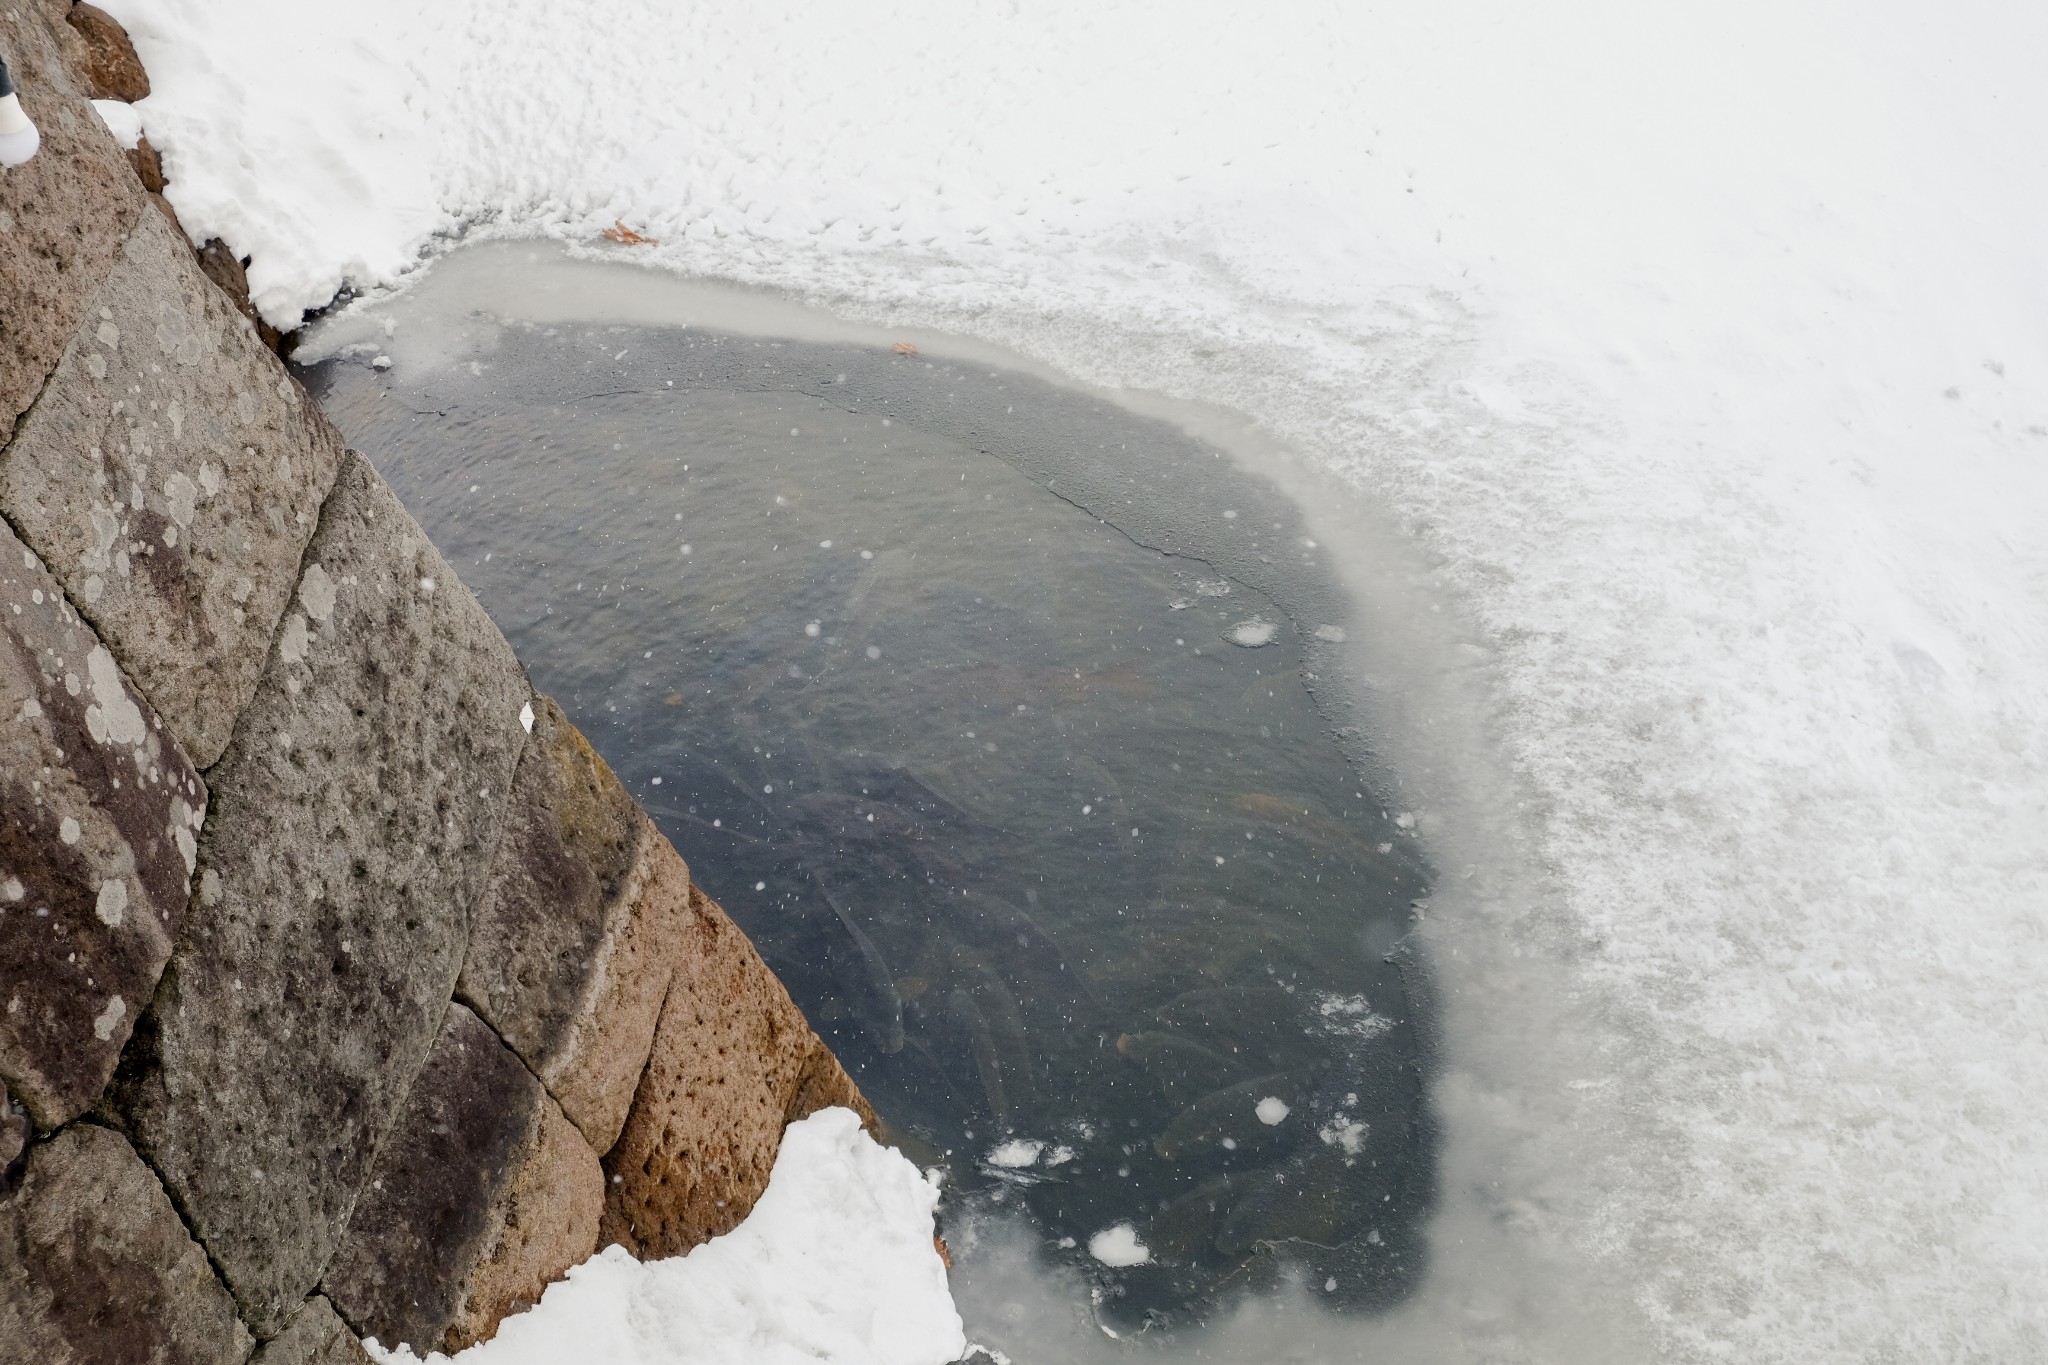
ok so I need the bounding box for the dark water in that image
[305,321,1436,1329]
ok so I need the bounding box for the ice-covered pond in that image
[305,246,1441,1337]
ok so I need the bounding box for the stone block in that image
[600,882,875,1259]
[0,1081,28,1194]
[0,1124,253,1365]
[64,4,150,103]
[323,1003,603,1356]
[250,1298,371,1365]
[109,451,532,1335]
[1,204,346,767]
[459,695,685,1152]
[0,2,144,437]
[0,521,205,1129]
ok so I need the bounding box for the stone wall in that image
[0,4,872,1358]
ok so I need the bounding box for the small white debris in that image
[1319,1116,1368,1155]
[1088,1224,1151,1267]
[1255,1096,1291,1126]
[519,700,535,733]
[865,645,881,659]
[371,354,392,369]
[805,621,821,637]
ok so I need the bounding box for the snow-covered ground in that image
[363,1109,964,1365]
[103,2,2048,1360]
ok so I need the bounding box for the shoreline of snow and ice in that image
[363,1109,965,1365]
[104,3,2048,1360]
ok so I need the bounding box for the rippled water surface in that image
[308,315,1437,1329]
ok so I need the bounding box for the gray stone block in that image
[0,2,145,438]
[250,1298,371,1365]
[0,521,205,1129]
[0,1123,253,1365]
[1,205,345,767]
[324,1003,602,1356]
[110,451,532,1335]
[0,1081,28,1193]
[459,695,683,1152]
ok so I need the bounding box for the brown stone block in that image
[0,1124,253,1365]
[0,3,144,436]
[460,695,687,1152]
[323,1004,602,1356]
[600,882,874,1259]
[64,4,150,103]
[0,521,205,1129]
[250,1298,371,1365]
[109,452,532,1335]
[1,205,346,767]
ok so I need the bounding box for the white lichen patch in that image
[84,646,147,747]
[92,995,127,1041]
[164,470,199,526]
[277,611,309,664]
[298,563,337,621]
[96,878,128,927]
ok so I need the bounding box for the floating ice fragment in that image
[1314,624,1347,643]
[1228,619,1278,648]
[1088,1224,1151,1267]
[1194,579,1231,597]
[985,1139,1043,1168]
[1255,1096,1291,1125]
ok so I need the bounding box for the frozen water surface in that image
[305,246,1447,1337]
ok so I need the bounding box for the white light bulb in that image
[0,58,40,168]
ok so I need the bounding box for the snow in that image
[103,1,2048,1360]
[1254,1096,1291,1126]
[363,1109,963,1365]
[89,98,142,150]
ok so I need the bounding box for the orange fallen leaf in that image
[893,341,919,355]
[602,219,660,246]
[934,1235,953,1269]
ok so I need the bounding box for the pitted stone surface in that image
[0,1081,28,1194]
[323,1003,603,1356]
[1,205,345,767]
[0,522,205,1129]
[459,695,684,1152]
[0,1124,253,1365]
[0,3,144,437]
[110,452,531,1336]
[63,4,150,103]
[600,883,875,1259]
[250,1297,371,1365]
